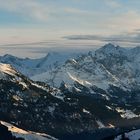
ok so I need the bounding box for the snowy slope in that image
[0,63,17,79]
[94,44,140,89]
[31,44,140,92]
[115,129,140,140]
[0,62,31,90]
[0,121,57,140]
[0,52,81,77]
[31,55,125,90]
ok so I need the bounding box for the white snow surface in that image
[0,121,57,140]
[83,108,90,114]
[96,120,105,128]
[0,63,17,78]
[31,51,127,91]
[115,129,140,140]
[116,108,140,119]
[0,63,30,89]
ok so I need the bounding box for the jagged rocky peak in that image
[95,43,126,56]
[3,54,15,58]
[0,54,23,68]
[93,43,128,61]
[101,43,116,49]
[98,43,117,52]
[2,54,21,61]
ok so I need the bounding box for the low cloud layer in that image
[64,30,140,44]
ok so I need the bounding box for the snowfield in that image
[115,129,140,140]
[0,121,57,140]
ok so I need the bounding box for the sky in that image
[0,0,140,57]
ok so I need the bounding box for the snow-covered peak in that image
[95,43,126,58]
[101,43,116,49]
[0,63,34,90]
[0,63,17,77]
[2,54,17,59]
[99,43,118,52]
[0,54,23,64]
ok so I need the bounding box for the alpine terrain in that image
[0,44,139,140]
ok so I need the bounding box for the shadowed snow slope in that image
[115,129,140,140]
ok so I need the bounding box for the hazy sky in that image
[0,0,140,57]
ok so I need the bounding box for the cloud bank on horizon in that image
[0,0,140,46]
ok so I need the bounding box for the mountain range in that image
[0,43,139,140]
